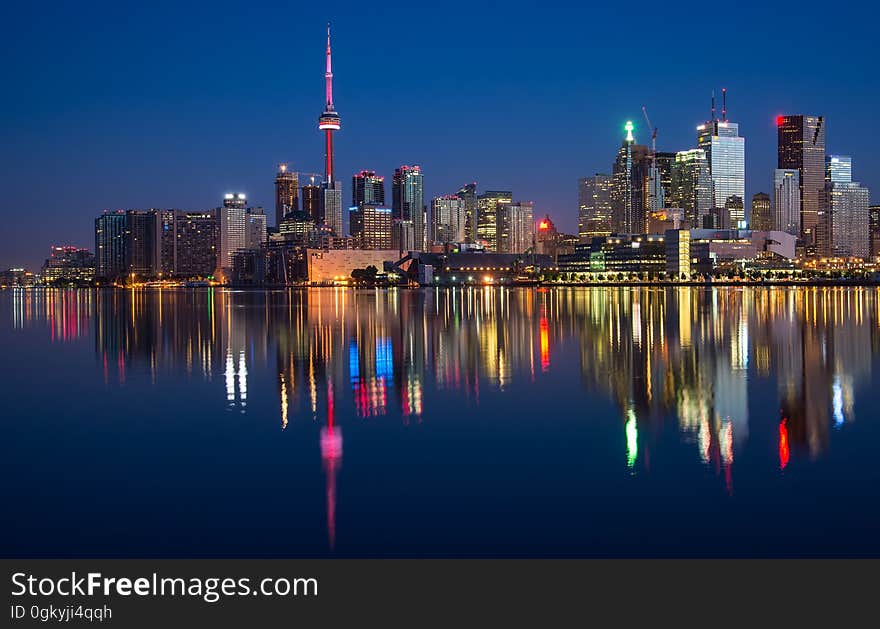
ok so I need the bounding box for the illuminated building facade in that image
[578,174,613,241]
[476,190,512,251]
[826,155,852,184]
[870,205,880,258]
[825,181,870,258]
[349,204,392,250]
[671,149,712,227]
[41,246,95,284]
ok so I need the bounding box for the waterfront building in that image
[824,181,871,258]
[41,246,95,284]
[870,205,880,258]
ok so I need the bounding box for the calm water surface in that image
[2,286,879,557]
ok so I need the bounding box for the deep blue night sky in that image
[2,0,877,269]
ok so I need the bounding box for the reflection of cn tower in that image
[320,378,342,551]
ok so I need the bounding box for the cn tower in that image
[318,23,343,235]
[318,23,340,185]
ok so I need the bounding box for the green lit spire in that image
[624,120,635,143]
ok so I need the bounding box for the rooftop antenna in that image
[711,90,716,122]
[722,88,727,122]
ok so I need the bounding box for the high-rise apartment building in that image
[431,195,466,245]
[352,170,385,207]
[275,164,299,226]
[773,169,801,236]
[392,165,425,251]
[476,190,512,251]
[750,192,772,231]
[349,205,392,250]
[456,182,477,243]
[496,201,534,254]
[778,115,826,242]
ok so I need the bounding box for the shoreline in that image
[5,280,880,290]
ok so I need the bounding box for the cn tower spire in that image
[325,22,334,109]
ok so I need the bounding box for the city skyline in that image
[3,2,878,270]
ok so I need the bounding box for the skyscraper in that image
[125,210,160,277]
[826,155,852,184]
[431,195,466,245]
[392,165,425,251]
[825,180,870,258]
[611,121,650,234]
[175,211,218,277]
[274,164,299,226]
[219,193,264,272]
[476,190,512,251]
[750,192,772,231]
[773,169,801,236]
[352,170,385,206]
[778,115,826,242]
[456,183,477,243]
[318,24,343,236]
[302,180,322,224]
[577,174,613,241]
[671,149,712,227]
[496,201,534,254]
[697,91,745,216]
[95,211,127,279]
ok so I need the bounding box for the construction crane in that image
[641,106,662,211]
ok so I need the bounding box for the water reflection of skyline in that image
[9,286,879,549]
